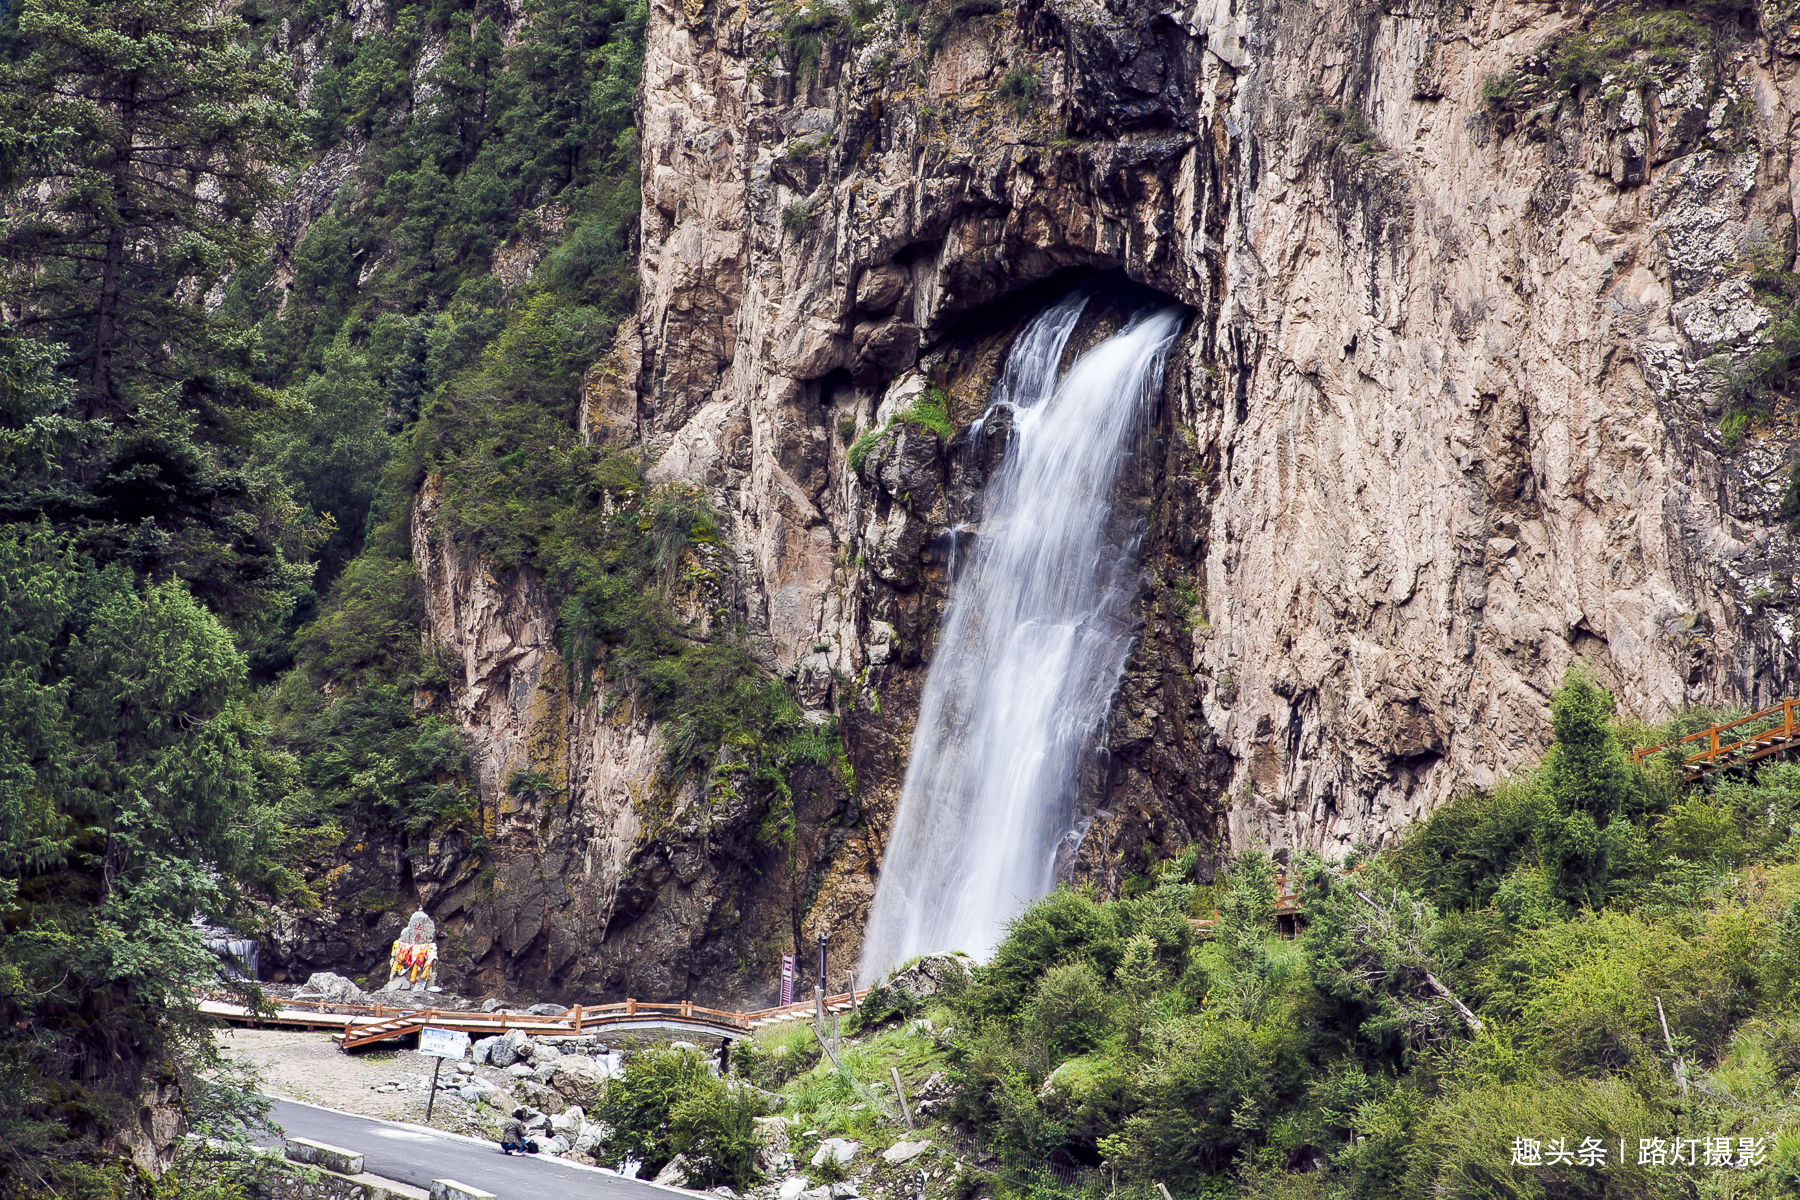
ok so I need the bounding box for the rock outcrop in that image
[278,0,1800,994]
[628,0,1800,953]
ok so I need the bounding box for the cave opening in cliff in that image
[859,276,1191,979]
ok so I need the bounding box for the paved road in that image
[265,1096,671,1200]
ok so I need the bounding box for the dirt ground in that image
[216,1027,519,1136]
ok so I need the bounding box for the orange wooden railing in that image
[203,985,897,1050]
[1631,697,1800,778]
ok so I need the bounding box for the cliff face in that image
[278,0,1800,996]
[623,0,1800,964]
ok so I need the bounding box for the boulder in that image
[855,264,908,313]
[480,998,505,1012]
[912,1071,954,1118]
[811,1139,859,1169]
[553,1054,611,1099]
[882,1141,930,1165]
[527,1003,565,1016]
[852,317,919,376]
[490,1029,526,1068]
[653,1154,693,1187]
[831,1184,859,1199]
[533,1062,557,1085]
[885,954,971,1005]
[754,1115,793,1174]
[293,972,367,1004]
[754,1116,790,1155]
[507,1064,536,1080]
[777,1178,811,1200]
[548,1106,584,1134]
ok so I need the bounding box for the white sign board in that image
[418,1027,470,1060]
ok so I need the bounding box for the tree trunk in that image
[89,69,139,418]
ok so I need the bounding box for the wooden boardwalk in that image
[1188,872,1306,938]
[210,867,1347,1050]
[1631,698,1800,779]
[203,987,876,1050]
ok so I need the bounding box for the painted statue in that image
[382,910,439,991]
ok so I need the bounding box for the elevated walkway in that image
[1188,871,1310,938]
[204,989,878,1049]
[1631,698,1800,779]
[211,868,1360,1049]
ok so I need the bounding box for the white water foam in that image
[860,293,1185,976]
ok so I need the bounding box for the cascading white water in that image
[859,292,1186,977]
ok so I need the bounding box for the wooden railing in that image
[1188,870,1316,937]
[204,986,886,1049]
[1630,698,1800,778]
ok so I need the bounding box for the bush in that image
[593,1045,769,1188]
[782,200,812,236]
[1023,961,1114,1058]
[963,888,1120,1020]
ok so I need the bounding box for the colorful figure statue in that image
[382,910,439,991]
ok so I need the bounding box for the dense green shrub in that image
[594,1044,770,1188]
[912,668,1800,1197]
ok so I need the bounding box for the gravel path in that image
[216,1028,521,1136]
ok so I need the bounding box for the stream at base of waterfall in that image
[860,290,1186,977]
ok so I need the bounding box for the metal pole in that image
[426,1056,442,1122]
[817,930,828,992]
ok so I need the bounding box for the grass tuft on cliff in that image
[848,385,956,473]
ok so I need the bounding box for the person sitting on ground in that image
[500,1107,528,1155]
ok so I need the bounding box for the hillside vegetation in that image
[602,671,1800,1200]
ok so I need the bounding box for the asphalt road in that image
[266,1096,672,1200]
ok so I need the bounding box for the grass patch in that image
[997,65,1038,117]
[1543,9,1708,93]
[847,385,955,474]
[1319,105,1382,155]
[781,0,843,81]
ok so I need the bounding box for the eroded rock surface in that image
[629,0,1800,958]
[283,0,1800,994]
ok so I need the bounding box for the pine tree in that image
[0,0,306,615]
[1537,669,1638,907]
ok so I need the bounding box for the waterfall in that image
[859,292,1186,976]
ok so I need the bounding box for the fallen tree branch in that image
[1346,885,1484,1036]
[1424,972,1484,1035]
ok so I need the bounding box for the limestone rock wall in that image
[286,0,1800,994]
[626,0,1800,963]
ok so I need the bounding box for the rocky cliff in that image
[626,0,1800,957]
[275,0,1800,997]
